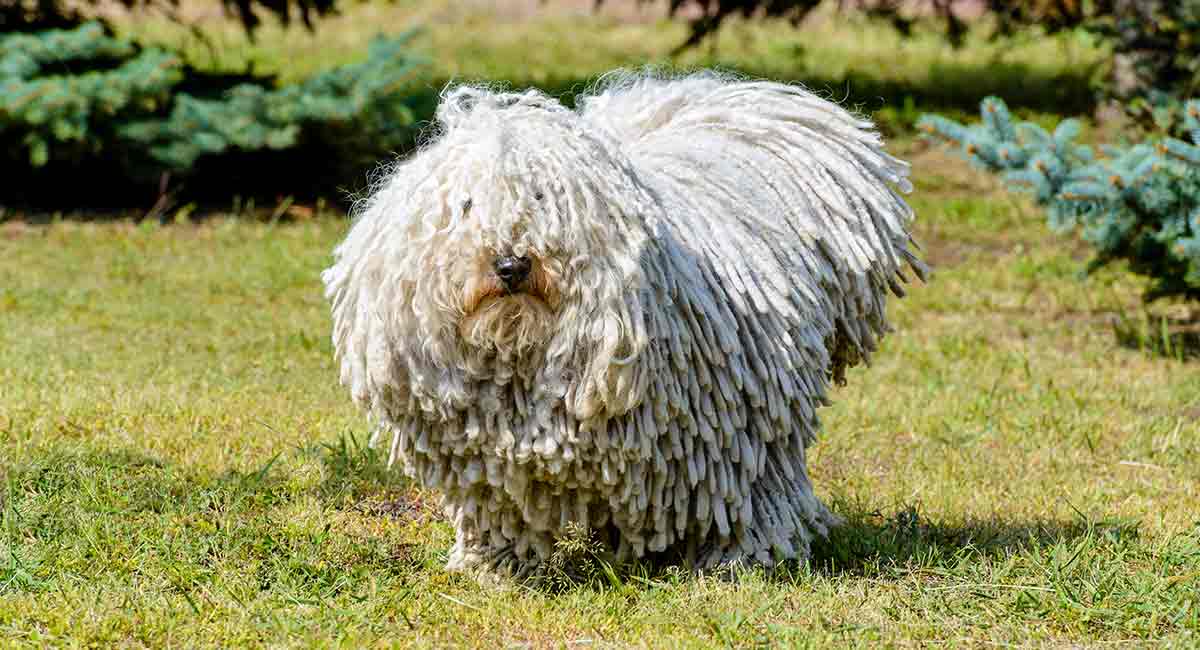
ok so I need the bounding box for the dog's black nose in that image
[493,255,531,290]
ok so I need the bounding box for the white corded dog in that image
[323,71,925,574]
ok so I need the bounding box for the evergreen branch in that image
[1,23,428,175]
[0,23,133,78]
[921,96,1200,301]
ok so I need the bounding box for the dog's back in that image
[579,72,927,385]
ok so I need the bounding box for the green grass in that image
[2,142,1198,646]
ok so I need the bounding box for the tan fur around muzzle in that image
[459,257,562,355]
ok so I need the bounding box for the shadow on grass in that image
[305,429,1123,587]
[1,446,298,519]
[305,431,415,504]
[1112,311,1200,362]
[807,500,1137,578]
[301,431,1134,592]
[504,498,1139,595]
[4,53,1096,216]
[0,445,441,599]
[0,434,422,539]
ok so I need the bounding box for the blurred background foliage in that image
[638,1,1199,129]
[0,0,335,31]
[0,0,1196,217]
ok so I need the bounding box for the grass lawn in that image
[3,2,1199,646]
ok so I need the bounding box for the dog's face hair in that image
[324,87,657,425]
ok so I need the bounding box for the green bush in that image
[919,98,1200,301]
[1,23,428,190]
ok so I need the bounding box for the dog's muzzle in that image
[493,255,531,293]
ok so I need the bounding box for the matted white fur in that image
[322,71,926,573]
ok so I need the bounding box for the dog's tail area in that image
[577,70,928,380]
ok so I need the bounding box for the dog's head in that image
[323,86,658,425]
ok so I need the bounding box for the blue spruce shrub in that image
[1,23,426,184]
[919,98,1200,301]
